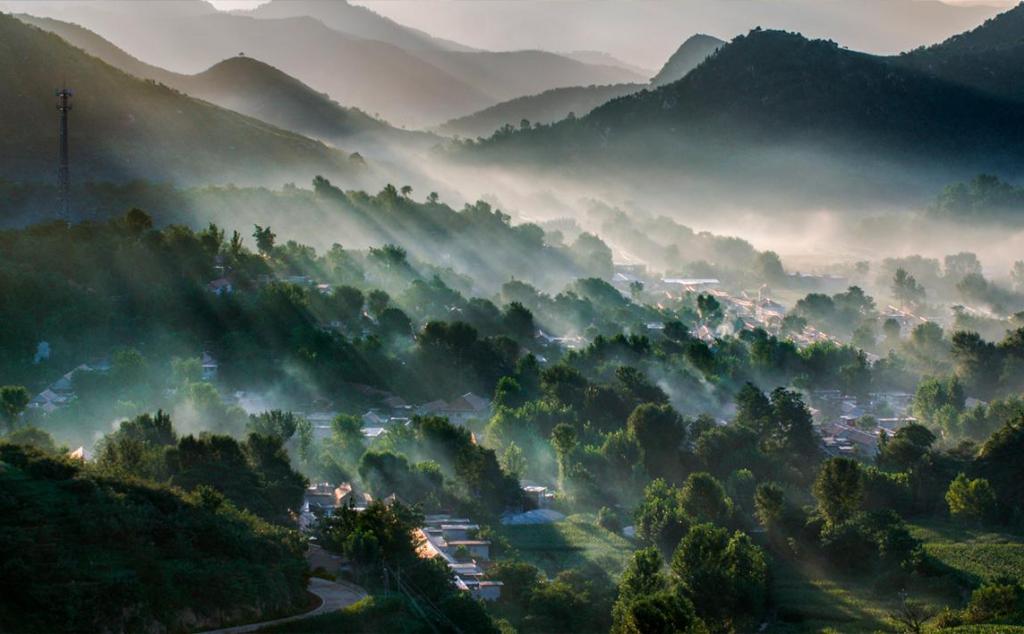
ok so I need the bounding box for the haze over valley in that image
[4,2,1024,633]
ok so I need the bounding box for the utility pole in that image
[56,86,73,221]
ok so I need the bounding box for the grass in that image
[768,557,949,634]
[909,519,1024,586]
[767,519,1024,633]
[495,513,635,579]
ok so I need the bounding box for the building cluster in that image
[416,515,502,601]
[813,390,916,458]
[306,392,492,444]
[28,359,110,414]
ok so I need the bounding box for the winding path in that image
[197,577,367,634]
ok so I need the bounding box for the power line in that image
[56,85,73,221]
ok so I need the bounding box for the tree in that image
[697,293,722,325]
[551,423,578,489]
[400,185,413,198]
[612,591,702,634]
[627,403,686,481]
[678,472,733,526]
[367,289,390,317]
[892,268,926,308]
[252,224,276,256]
[756,250,786,283]
[628,280,645,300]
[0,386,30,430]
[754,481,786,530]
[426,191,440,204]
[616,548,666,603]
[670,523,768,626]
[501,441,527,479]
[124,207,153,236]
[889,591,935,634]
[735,383,772,435]
[945,473,998,524]
[813,457,864,526]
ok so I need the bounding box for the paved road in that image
[197,577,367,634]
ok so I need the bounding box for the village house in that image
[416,515,502,601]
[416,393,492,426]
[201,351,218,381]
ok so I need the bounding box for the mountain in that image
[438,83,644,139]
[0,13,357,187]
[463,29,1024,203]
[895,3,1024,103]
[358,0,1003,71]
[14,14,437,154]
[243,0,474,52]
[242,0,645,105]
[1,1,494,127]
[651,34,725,85]
[2,1,646,127]
[561,50,654,78]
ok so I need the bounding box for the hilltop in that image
[0,14,357,186]
[463,28,1024,204]
[15,15,433,151]
[438,83,644,139]
[3,0,645,127]
[896,2,1024,102]
[650,33,725,86]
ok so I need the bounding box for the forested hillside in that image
[461,29,1024,202]
[0,443,307,633]
[897,3,1024,103]
[0,14,357,185]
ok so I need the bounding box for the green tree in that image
[252,224,276,256]
[945,473,998,524]
[678,472,733,526]
[670,523,768,626]
[0,386,30,430]
[551,423,578,489]
[813,457,864,526]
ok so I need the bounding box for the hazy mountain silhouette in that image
[3,0,645,127]
[438,83,644,139]
[895,2,1024,103]
[0,14,357,188]
[356,0,1003,70]
[464,28,1024,203]
[15,14,438,154]
[651,34,725,86]
[243,0,475,52]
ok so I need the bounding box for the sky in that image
[206,0,1013,69]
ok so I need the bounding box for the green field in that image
[767,520,1024,633]
[495,513,636,579]
[910,520,1024,586]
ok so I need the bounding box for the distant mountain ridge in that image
[14,14,437,152]
[462,28,1024,203]
[1,0,645,127]
[0,14,357,187]
[651,33,725,85]
[895,2,1024,103]
[438,83,645,139]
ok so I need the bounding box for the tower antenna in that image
[56,83,73,221]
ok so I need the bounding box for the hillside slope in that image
[3,1,644,127]
[438,83,644,138]
[244,0,474,52]
[463,29,1024,203]
[896,3,1024,103]
[0,14,356,187]
[651,33,726,85]
[15,14,437,150]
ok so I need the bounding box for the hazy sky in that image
[208,0,1012,69]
